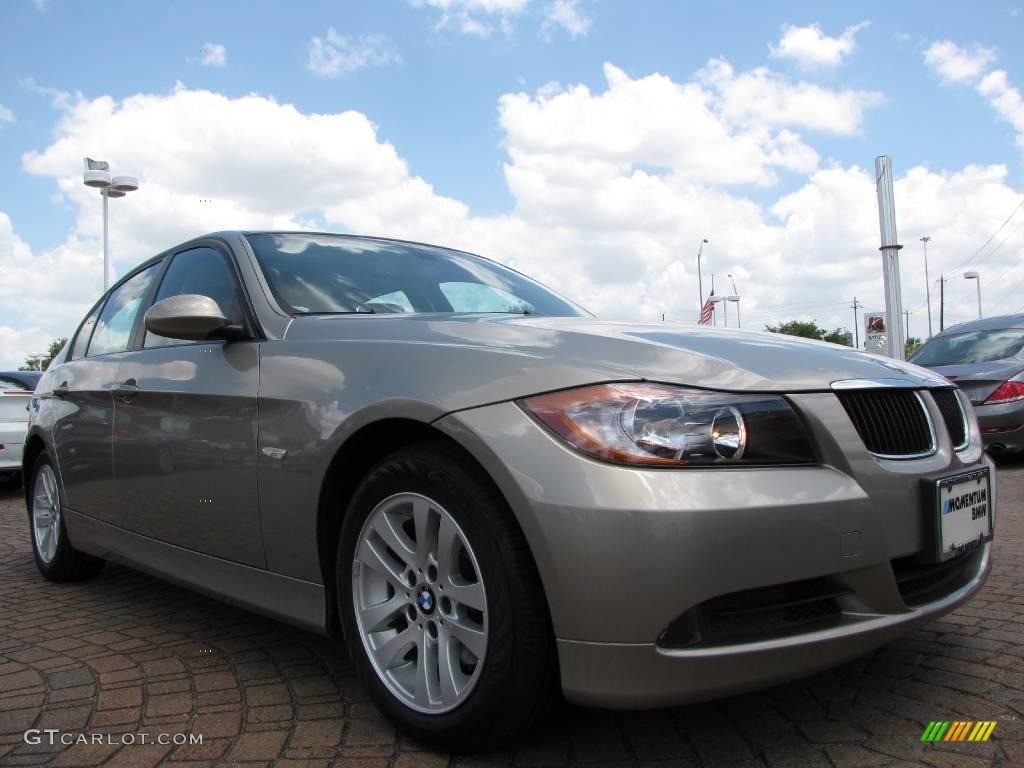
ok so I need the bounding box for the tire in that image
[337,442,553,751]
[28,451,106,582]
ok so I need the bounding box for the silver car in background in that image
[1,370,41,486]
[24,232,995,750]
[909,314,1024,455]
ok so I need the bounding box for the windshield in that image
[910,328,1024,366]
[246,234,587,318]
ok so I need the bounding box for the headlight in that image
[520,383,815,467]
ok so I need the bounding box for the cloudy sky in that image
[2,0,1024,368]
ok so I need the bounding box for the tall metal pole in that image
[696,239,708,315]
[723,299,729,328]
[851,296,862,348]
[102,189,110,291]
[920,236,933,338]
[939,275,946,332]
[975,278,982,318]
[903,309,911,340]
[874,156,906,359]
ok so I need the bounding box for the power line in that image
[986,271,1024,314]
[948,198,1024,275]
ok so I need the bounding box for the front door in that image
[111,245,264,567]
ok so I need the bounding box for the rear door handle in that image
[112,379,140,400]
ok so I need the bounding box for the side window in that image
[439,282,536,313]
[363,290,413,313]
[144,247,244,348]
[70,303,103,360]
[87,263,161,357]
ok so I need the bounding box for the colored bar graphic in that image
[921,721,996,742]
[921,721,949,742]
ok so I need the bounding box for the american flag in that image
[698,294,714,325]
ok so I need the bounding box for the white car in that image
[1,371,41,486]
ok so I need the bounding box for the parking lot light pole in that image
[83,158,139,291]
[696,238,709,315]
[920,236,933,338]
[964,271,982,319]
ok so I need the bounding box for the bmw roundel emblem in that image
[417,588,435,613]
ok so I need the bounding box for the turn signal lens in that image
[984,380,1024,405]
[520,383,815,467]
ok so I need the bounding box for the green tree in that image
[19,338,67,372]
[905,336,922,358]
[765,320,851,346]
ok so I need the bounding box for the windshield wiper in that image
[296,309,376,315]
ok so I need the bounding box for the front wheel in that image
[338,443,553,751]
[29,451,106,582]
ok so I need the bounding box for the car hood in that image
[285,314,944,394]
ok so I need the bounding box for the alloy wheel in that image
[352,492,488,714]
[32,465,61,564]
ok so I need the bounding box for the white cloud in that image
[410,0,529,36]
[20,77,72,110]
[0,104,13,124]
[307,28,400,77]
[3,63,1023,367]
[541,0,591,39]
[978,69,1024,149]
[770,21,870,68]
[924,40,996,84]
[924,40,1024,157]
[200,43,226,67]
[698,59,884,136]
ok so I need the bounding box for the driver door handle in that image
[112,378,140,400]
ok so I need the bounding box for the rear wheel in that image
[29,451,106,582]
[337,443,553,751]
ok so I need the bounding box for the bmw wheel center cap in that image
[417,587,435,614]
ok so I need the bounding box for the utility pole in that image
[903,309,911,340]
[851,296,863,348]
[920,236,933,338]
[938,275,948,332]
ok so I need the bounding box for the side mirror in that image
[144,294,243,341]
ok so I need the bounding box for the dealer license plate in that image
[936,468,992,561]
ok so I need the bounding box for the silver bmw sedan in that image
[24,232,995,750]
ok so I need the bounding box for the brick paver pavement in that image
[0,463,1022,767]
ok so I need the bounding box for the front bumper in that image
[437,392,995,707]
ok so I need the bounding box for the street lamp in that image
[727,295,740,328]
[964,271,982,319]
[920,236,933,338]
[82,158,139,291]
[696,238,709,315]
[709,294,725,326]
[727,273,741,328]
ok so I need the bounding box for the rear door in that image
[112,243,264,567]
[49,263,162,522]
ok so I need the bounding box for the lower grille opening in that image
[893,552,974,606]
[660,577,850,648]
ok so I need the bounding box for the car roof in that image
[0,371,41,384]
[928,313,1024,337]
